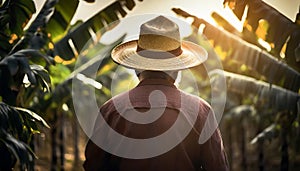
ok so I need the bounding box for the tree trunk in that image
[280,130,289,171]
[51,112,58,171]
[59,111,65,171]
[73,117,80,168]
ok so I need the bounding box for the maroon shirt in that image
[84,78,229,171]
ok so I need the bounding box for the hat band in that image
[136,46,183,59]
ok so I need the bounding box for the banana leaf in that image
[173,8,300,93]
[54,0,143,60]
[223,0,300,71]
[210,70,300,114]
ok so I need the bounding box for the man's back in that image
[84,78,228,171]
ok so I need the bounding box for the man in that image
[84,15,229,171]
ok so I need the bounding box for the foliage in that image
[173,4,300,170]
[0,0,87,170]
[1,0,143,170]
[0,102,49,170]
[0,2,51,169]
[222,0,300,71]
[2,0,297,170]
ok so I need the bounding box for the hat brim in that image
[111,40,208,71]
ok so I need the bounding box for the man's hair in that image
[135,70,178,82]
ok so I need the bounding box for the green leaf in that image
[30,64,51,92]
[0,140,17,170]
[123,0,136,10]
[225,105,256,121]
[83,0,95,2]
[46,0,79,42]
[210,70,300,113]
[49,63,71,86]
[174,8,300,92]
[0,49,53,88]
[15,107,50,128]
[250,124,279,144]
[53,0,142,60]
[211,12,239,34]
[0,0,36,36]
[0,102,23,136]
[8,0,58,54]
[0,51,34,85]
[0,130,35,170]
[0,32,12,57]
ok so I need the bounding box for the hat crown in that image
[138,16,181,51]
[111,15,208,71]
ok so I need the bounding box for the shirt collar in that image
[137,78,177,88]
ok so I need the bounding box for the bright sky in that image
[70,0,299,21]
[34,0,299,43]
[35,0,299,25]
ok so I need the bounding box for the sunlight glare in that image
[100,14,193,44]
[215,5,243,32]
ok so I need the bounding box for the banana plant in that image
[0,0,93,170]
[173,8,300,93]
[173,6,300,171]
[0,1,54,169]
[28,0,142,170]
[222,0,300,72]
[0,102,49,170]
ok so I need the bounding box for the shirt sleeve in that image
[199,128,229,171]
[83,140,105,171]
[83,105,121,171]
[83,106,109,171]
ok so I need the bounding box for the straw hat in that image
[111,15,208,71]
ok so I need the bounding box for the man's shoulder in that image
[100,90,130,109]
[179,90,211,107]
[176,90,212,118]
[100,88,211,115]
